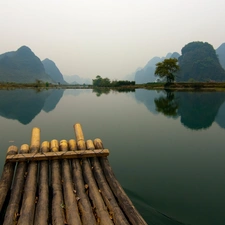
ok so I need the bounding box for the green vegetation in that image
[154,58,180,83]
[92,75,135,87]
[178,41,225,82]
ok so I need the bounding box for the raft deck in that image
[0,123,147,225]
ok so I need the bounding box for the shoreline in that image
[1,82,225,91]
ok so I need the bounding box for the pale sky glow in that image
[1,0,225,79]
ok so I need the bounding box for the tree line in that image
[92,75,135,87]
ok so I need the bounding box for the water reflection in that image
[216,102,225,129]
[135,89,225,130]
[43,89,64,112]
[177,92,225,130]
[92,88,135,97]
[92,88,110,97]
[1,88,225,130]
[0,89,64,124]
[0,89,225,225]
[154,91,179,118]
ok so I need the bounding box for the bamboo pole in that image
[51,139,65,225]
[94,139,148,225]
[87,140,129,225]
[34,141,50,225]
[30,127,40,153]
[74,123,113,225]
[3,144,29,225]
[68,139,76,151]
[60,140,82,225]
[0,145,18,213]
[6,149,109,162]
[70,138,97,225]
[18,128,41,225]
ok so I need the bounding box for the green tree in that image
[155,58,180,83]
[92,75,111,87]
[92,75,102,86]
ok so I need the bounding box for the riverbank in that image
[1,82,225,91]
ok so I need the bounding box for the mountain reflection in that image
[135,89,225,130]
[177,92,225,130]
[0,89,64,124]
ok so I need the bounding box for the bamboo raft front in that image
[0,123,147,225]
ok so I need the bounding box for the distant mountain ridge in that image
[42,58,67,84]
[63,75,92,85]
[133,41,225,84]
[124,67,142,81]
[0,46,54,83]
[134,52,180,84]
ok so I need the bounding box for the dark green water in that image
[0,88,225,225]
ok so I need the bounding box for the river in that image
[0,88,225,225]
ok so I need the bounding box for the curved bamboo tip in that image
[74,123,86,150]
[41,141,50,153]
[73,123,84,141]
[94,138,104,149]
[59,140,68,152]
[7,145,18,155]
[20,144,29,154]
[68,139,77,151]
[50,139,59,152]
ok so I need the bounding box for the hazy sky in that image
[1,0,225,79]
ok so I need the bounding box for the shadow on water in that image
[124,187,188,225]
[0,89,64,124]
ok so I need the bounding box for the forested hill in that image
[42,58,67,84]
[177,42,225,82]
[0,46,55,83]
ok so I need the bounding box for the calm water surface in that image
[0,88,225,225]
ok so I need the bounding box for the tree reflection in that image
[92,88,110,97]
[154,90,179,117]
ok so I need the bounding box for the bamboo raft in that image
[0,123,147,225]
